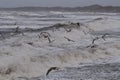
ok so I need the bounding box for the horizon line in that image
[0,4,120,8]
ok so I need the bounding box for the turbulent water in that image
[0,11,120,80]
[0,11,120,28]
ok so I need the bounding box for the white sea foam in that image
[0,11,120,80]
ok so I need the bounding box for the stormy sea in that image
[0,8,120,80]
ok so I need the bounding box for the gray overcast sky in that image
[0,0,120,7]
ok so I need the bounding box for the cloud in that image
[0,0,119,7]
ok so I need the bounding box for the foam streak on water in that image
[0,11,120,80]
[0,11,120,28]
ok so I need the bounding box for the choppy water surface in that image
[0,11,120,80]
[0,11,120,28]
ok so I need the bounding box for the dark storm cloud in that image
[0,0,120,7]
